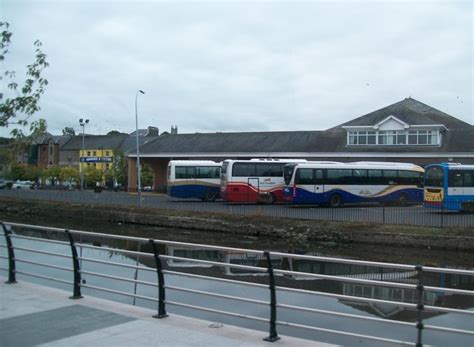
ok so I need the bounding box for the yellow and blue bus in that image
[283,161,424,207]
[167,160,221,201]
[424,163,474,212]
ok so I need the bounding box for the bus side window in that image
[187,167,197,179]
[175,166,187,179]
[383,170,398,185]
[449,171,463,187]
[368,169,383,185]
[352,169,367,185]
[296,168,314,185]
[465,172,474,187]
[233,163,256,177]
[315,169,324,185]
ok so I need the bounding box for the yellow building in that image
[79,148,114,173]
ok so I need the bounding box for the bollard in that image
[65,230,83,299]
[263,251,280,342]
[1,223,17,284]
[149,239,168,318]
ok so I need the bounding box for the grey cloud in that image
[1,1,472,138]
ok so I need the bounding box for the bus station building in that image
[127,98,474,192]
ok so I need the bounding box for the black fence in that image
[0,189,473,228]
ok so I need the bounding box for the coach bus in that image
[167,160,221,201]
[283,161,424,207]
[220,159,307,204]
[424,163,474,212]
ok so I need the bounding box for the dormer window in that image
[348,131,376,145]
[347,129,440,146]
[343,115,445,147]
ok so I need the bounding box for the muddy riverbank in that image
[1,197,473,251]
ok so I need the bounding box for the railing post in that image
[149,239,168,318]
[1,223,17,284]
[263,251,280,342]
[65,229,83,299]
[415,265,424,347]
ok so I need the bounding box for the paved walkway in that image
[0,280,335,347]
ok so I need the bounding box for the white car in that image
[12,180,34,189]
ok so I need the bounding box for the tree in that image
[22,165,43,182]
[111,149,127,187]
[141,163,153,187]
[0,138,14,176]
[59,166,79,185]
[107,130,123,135]
[62,127,75,136]
[0,22,49,136]
[7,164,27,180]
[42,165,61,185]
[84,166,102,187]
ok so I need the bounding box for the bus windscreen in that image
[425,166,444,187]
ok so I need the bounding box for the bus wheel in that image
[397,193,409,206]
[329,193,343,208]
[203,191,216,202]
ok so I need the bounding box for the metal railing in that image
[1,221,473,346]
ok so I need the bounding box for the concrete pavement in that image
[0,279,336,347]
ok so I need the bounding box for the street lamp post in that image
[79,118,89,191]
[135,90,145,207]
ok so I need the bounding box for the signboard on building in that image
[80,157,113,163]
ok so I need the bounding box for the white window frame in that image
[347,129,440,146]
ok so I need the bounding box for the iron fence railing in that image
[1,221,473,346]
[0,189,473,228]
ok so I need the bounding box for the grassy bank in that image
[0,197,473,251]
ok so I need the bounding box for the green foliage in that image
[0,145,14,176]
[59,166,79,183]
[84,166,103,187]
[42,165,61,185]
[111,149,127,186]
[0,21,49,137]
[23,165,43,181]
[141,163,153,186]
[6,164,42,181]
[62,127,75,136]
[7,164,27,180]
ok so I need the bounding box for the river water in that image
[1,214,473,346]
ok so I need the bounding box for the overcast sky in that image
[1,0,472,138]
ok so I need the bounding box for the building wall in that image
[79,148,114,173]
[59,149,79,168]
[145,158,168,192]
[128,157,137,192]
[37,145,49,168]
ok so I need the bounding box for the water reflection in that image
[2,223,474,346]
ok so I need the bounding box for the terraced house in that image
[127,98,474,192]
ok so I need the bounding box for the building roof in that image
[60,134,129,150]
[136,98,473,156]
[137,130,333,155]
[336,97,471,129]
[121,135,160,153]
[52,135,72,146]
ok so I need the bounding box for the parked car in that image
[12,180,35,189]
[61,182,77,191]
[0,179,14,189]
